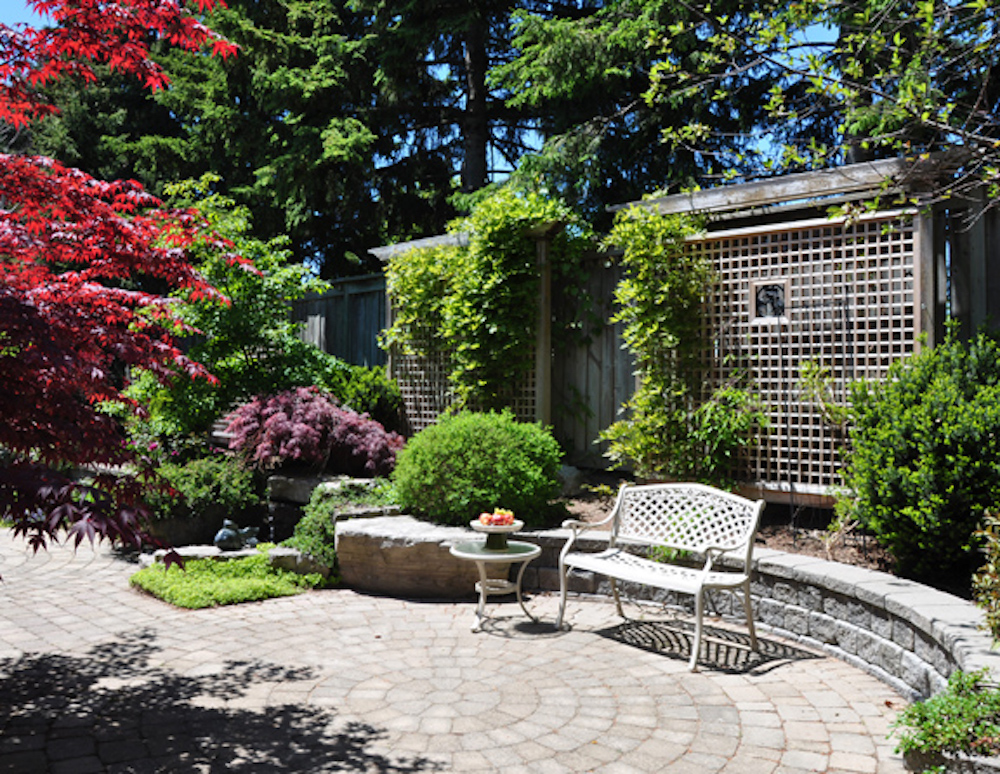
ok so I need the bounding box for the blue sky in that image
[0,0,45,26]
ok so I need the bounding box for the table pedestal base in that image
[449,540,541,632]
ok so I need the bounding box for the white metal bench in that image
[556,482,765,671]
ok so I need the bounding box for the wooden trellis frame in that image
[688,212,919,502]
[373,158,1000,505]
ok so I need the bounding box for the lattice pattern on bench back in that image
[612,484,760,554]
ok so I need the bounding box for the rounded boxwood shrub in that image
[839,326,1000,587]
[391,410,562,527]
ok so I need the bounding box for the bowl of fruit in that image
[470,509,523,549]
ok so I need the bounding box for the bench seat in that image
[556,482,765,671]
[563,547,749,597]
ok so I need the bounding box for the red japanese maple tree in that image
[0,0,238,553]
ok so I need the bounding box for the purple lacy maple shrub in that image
[226,387,404,477]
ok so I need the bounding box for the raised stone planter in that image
[335,516,1000,700]
[336,516,486,598]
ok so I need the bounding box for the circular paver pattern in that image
[0,531,907,773]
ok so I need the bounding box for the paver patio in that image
[0,530,907,773]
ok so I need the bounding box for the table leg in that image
[473,560,489,632]
[514,560,538,622]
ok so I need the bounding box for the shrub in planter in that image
[226,387,405,477]
[893,669,1000,767]
[391,410,562,527]
[145,455,262,544]
[974,513,1000,644]
[838,326,1000,585]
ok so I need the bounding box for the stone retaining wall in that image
[336,516,1000,700]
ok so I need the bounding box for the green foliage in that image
[130,547,323,608]
[382,186,593,411]
[798,359,851,432]
[640,0,1000,205]
[893,669,1000,762]
[649,546,692,564]
[600,207,765,485]
[974,514,1000,645]
[838,326,1000,584]
[391,410,562,527]
[687,386,769,487]
[493,1,775,224]
[145,454,261,522]
[283,479,396,570]
[325,365,405,435]
[127,178,402,444]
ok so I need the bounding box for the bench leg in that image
[690,590,704,671]
[742,579,758,652]
[610,577,624,619]
[556,561,569,629]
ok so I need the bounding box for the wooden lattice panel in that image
[689,215,919,497]
[391,344,454,434]
[390,337,538,434]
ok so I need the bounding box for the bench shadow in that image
[0,629,442,772]
[595,618,822,674]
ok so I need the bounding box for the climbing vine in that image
[600,205,765,485]
[381,187,593,411]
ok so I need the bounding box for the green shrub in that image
[283,479,396,569]
[146,454,261,522]
[123,180,403,447]
[319,364,405,435]
[838,326,1000,585]
[391,410,562,526]
[130,547,323,608]
[893,669,1000,763]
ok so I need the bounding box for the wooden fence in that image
[291,274,387,368]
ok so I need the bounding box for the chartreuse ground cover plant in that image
[599,205,765,486]
[129,546,324,609]
[391,409,562,527]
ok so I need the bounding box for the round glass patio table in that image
[449,540,541,631]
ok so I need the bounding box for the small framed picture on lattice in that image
[751,279,789,323]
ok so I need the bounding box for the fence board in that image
[551,254,633,468]
[292,274,387,367]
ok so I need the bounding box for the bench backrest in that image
[610,483,764,564]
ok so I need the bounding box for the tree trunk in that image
[462,9,489,192]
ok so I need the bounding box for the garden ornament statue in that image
[213,520,259,551]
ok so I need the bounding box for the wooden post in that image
[535,235,552,426]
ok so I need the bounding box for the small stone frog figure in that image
[213,519,259,551]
